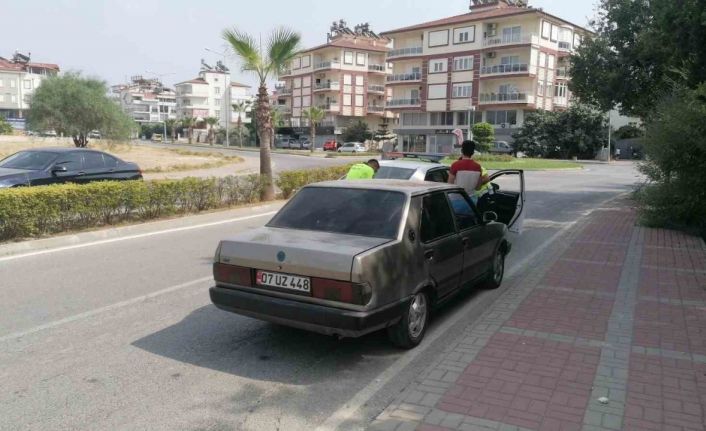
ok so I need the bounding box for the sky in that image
[0,0,599,91]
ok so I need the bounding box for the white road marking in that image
[523,219,576,229]
[0,211,277,263]
[0,276,212,343]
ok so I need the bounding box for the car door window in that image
[103,155,120,168]
[447,192,479,230]
[54,153,83,171]
[424,169,449,183]
[420,193,456,243]
[82,152,106,170]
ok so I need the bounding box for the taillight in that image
[311,278,372,305]
[213,263,253,287]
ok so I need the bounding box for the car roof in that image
[17,147,106,154]
[378,160,448,173]
[306,179,460,196]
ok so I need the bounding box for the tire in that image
[483,248,506,289]
[387,291,430,349]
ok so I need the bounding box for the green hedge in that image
[0,175,264,241]
[276,164,353,199]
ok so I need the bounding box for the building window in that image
[293,57,301,69]
[541,21,551,39]
[452,83,472,98]
[430,59,447,73]
[344,51,354,65]
[555,82,568,98]
[537,81,545,96]
[355,95,364,107]
[10,80,16,88]
[215,110,220,117]
[24,80,32,89]
[401,113,428,126]
[302,55,311,68]
[500,55,520,66]
[502,26,521,43]
[293,78,301,89]
[215,98,221,105]
[356,53,366,66]
[428,30,450,47]
[355,75,364,86]
[453,26,475,44]
[429,112,454,126]
[453,56,473,71]
[427,84,447,99]
[539,52,547,67]
[343,94,352,106]
[215,87,220,94]
[486,110,517,126]
[548,54,555,69]
[343,74,352,86]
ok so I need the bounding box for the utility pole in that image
[607,111,612,162]
[467,104,476,141]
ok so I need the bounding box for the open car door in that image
[477,169,525,234]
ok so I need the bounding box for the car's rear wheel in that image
[388,291,429,349]
[483,249,505,289]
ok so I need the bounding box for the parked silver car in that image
[375,160,450,182]
[210,177,525,348]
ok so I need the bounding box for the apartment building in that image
[112,76,177,125]
[0,52,59,128]
[175,61,253,127]
[381,0,589,153]
[278,21,393,144]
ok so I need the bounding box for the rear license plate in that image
[256,270,311,293]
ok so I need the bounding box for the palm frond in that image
[223,28,265,80]
[266,27,301,76]
[302,106,326,123]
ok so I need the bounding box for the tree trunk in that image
[310,123,315,153]
[188,127,193,145]
[256,83,275,201]
[72,133,88,148]
[237,116,242,148]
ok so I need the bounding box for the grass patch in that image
[441,155,582,170]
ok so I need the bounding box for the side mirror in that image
[482,211,498,224]
[51,165,68,175]
[491,183,500,192]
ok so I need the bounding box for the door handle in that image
[424,250,435,261]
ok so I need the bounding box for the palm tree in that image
[223,26,301,201]
[205,117,219,145]
[181,117,196,144]
[232,100,252,147]
[270,108,284,148]
[302,106,325,153]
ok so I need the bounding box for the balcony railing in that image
[314,60,341,70]
[387,72,422,83]
[367,105,385,113]
[314,82,340,91]
[280,69,292,76]
[480,63,529,76]
[368,85,385,93]
[387,46,423,59]
[386,98,421,107]
[483,33,536,48]
[479,92,532,104]
[556,68,570,78]
[558,41,572,51]
[368,64,386,72]
[553,97,569,106]
[277,87,293,95]
[318,102,340,112]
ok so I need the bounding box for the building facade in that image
[175,61,252,128]
[278,21,394,145]
[111,76,177,125]
[0,52,59,128]
[381,0,589,153]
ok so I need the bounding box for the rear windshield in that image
[375,166,416,180]
[268,188,406,239]
[0,151,58,170]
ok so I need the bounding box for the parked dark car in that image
[210,177,525,348]
[0,148,142,188]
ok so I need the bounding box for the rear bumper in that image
[210,286,409,338]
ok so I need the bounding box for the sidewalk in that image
[371,197,706,431]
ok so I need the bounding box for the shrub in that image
[0,117,13,135]
[276,165,353,199]
[472,122,494,152]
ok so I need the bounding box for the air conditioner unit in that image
[486,52,496,58]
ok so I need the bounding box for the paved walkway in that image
[371,197,706,431]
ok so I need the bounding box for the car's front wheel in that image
[483,248,505,289]
[388,291,429,349]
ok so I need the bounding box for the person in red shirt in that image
[448,140,489,201]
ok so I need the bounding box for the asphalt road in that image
[0,162,640,431]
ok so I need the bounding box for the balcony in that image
[387,72,422,83]
[280,69,292,77]
[368,64,386,73]
[553,97,569,106]
[556,68,570,79]
[387,46,423,59]
[314,82,340,92]
[479,92,534,105]
[386,98,421,108]
[368,84,385,94]
[482,33,537,48]
[558,41,572,52]
[480,63,530,76]
[318,102,340,112]
[314,60,341,71]
[277,87,293,96]
[367,105,385,114]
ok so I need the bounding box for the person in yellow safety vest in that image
[346,159,380,179]
[474,166,492,199]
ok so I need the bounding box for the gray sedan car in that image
[210,177,525,348]
[375,160,450,183]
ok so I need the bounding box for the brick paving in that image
[371,198,706,431]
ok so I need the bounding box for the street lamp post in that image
[205,48,230,147]
[467,105,476,141]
